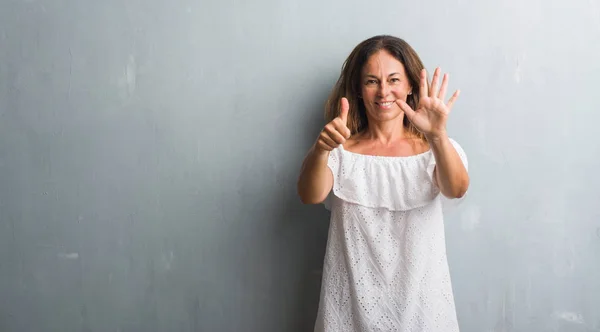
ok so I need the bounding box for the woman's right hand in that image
[299,99,349,203]
[316,98,352,152]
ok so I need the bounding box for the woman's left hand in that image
[396,67,460,140]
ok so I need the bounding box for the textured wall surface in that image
[1,0,599,331]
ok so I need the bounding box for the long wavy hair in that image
[325,35,427,140]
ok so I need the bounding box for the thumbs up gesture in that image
[316,98,352,152]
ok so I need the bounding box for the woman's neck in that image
[361,119,415,146]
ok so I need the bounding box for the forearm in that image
[297,144,333,204]
[427,134,469,198]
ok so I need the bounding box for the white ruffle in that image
[326,138,468,212]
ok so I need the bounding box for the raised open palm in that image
[396,67,460,139]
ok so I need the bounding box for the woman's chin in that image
[368,109,403,122]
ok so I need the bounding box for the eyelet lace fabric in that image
[316,139,468,332]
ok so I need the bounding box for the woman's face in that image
[360,50,412,123]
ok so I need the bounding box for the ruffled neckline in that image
[327,145,439,211]
[339,143,432,161]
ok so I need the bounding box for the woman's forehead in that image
[361,51,406,76]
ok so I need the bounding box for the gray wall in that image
[1,0,599,331]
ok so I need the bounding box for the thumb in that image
[339,97,349,124]
[395,99,416,119]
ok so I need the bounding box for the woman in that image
[297,35,469,331]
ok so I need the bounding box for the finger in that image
[430,67,440,98]
[319,131,338,149]
[324,125,347,145]
[446,90,460,111]
[395,99,417,120]
[333,118,351,139]
[339,97,349,125]
[438,73,448,101]
[420,69,428,99]
[316,140,332,151]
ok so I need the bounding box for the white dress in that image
[314,139,468,332]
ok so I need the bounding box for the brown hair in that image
[325,35,426,140]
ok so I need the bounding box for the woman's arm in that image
[428,134,469,198]
[297,145,333,204]
[395,67,469,198]
[297,98,351,204]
